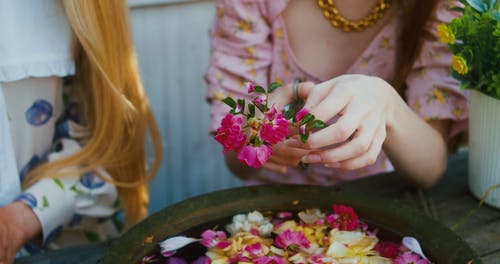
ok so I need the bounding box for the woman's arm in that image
[382,89,450,188]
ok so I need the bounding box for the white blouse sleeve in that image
[18,139,119,244]
[0,0,75,82]
[0,86,20,207]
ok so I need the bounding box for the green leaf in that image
[466,0,487,12]
[268,82,282,93]
[451,6,465,12]
[284,108,296,120]
[300,127,310,143]
[84,231,101,242]
[248,103,256,117]
[254,86,266,94]
[490,0,497,7]
[492,11,500,20]
[311,120,328,129]
[70,185,84,195]
[42,195,49,209]
[237,99,246,113]
[299,113,314,125]
[53,178,65,191]
[222,97,236,109]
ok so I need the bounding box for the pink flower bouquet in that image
[214,82,326,168]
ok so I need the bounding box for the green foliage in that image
[222,97,236,109]
[254,86,266,93]
[446,1,500,99]
[268,82,282,93]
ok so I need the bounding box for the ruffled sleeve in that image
[205,0,284,132]
[0,0,74,82]
[17,139,118,245]
[405,0,468,138]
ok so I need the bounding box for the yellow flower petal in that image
[452,55,468,75]
[437,23,455,44]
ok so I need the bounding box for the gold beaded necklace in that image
[317,0,392,32]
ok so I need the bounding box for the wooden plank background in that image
[129,0,242,214]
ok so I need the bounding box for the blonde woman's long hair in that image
[23,0,163,226]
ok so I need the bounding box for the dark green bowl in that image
[102,184,481,263]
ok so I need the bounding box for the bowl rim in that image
[102,184,482,264]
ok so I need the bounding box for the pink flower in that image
[264,106,277,120]
[261,111,289,145]
[200,230,231,249]
[192,256,211,264]
[276,212,293,219]
[309,254,325,264]
[215,114,247,153]
[375,241,401,259]
[295,108,310,122]
[245,82,255,93]
[274,230,311,250]
[253,256,285,264]
[235,103,243,113]
[300,124,307,135]
[141,255,161,264]
[244,242,266,257]
[393,252,430,264]
[228,253,250,263]
[332,204,359,231]
[166,257,188,264]
[237,144,273,168]
[252,95,265,104]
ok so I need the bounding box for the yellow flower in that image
[412,100,421,112]
[245,46,256,55]
[452,55,468,75]
[237,19,253,33]
[216,7,224,18]
[214,91,225,102]
[275,28,284,38]
[242,58,255,66]
[453,107,464,118]
[437,23,455,44]
[379,37,391,49]
[430,88,446,104]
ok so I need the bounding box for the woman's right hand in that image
[0,202,41,264]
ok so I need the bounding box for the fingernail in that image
[325,163,341,168]
[286,138,301,147]
[302,154,321,163]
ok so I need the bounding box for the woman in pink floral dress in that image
[205,0,468,187]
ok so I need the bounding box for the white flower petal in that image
[402,236,428,260]
[158,236,200,252]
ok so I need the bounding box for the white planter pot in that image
[469,90,500,208]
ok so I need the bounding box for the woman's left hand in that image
[290,74,399,170]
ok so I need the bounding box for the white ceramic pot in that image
[469,90,500,208]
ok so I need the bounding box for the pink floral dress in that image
[205,0,468,185]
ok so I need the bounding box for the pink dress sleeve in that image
[205,0,283,132]
[405,0,468,138]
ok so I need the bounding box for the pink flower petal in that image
[274,230,310,250]
[237,145,273,168]
[245,82,255,93]
[295,108,310,122]
[214,114,247,153]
